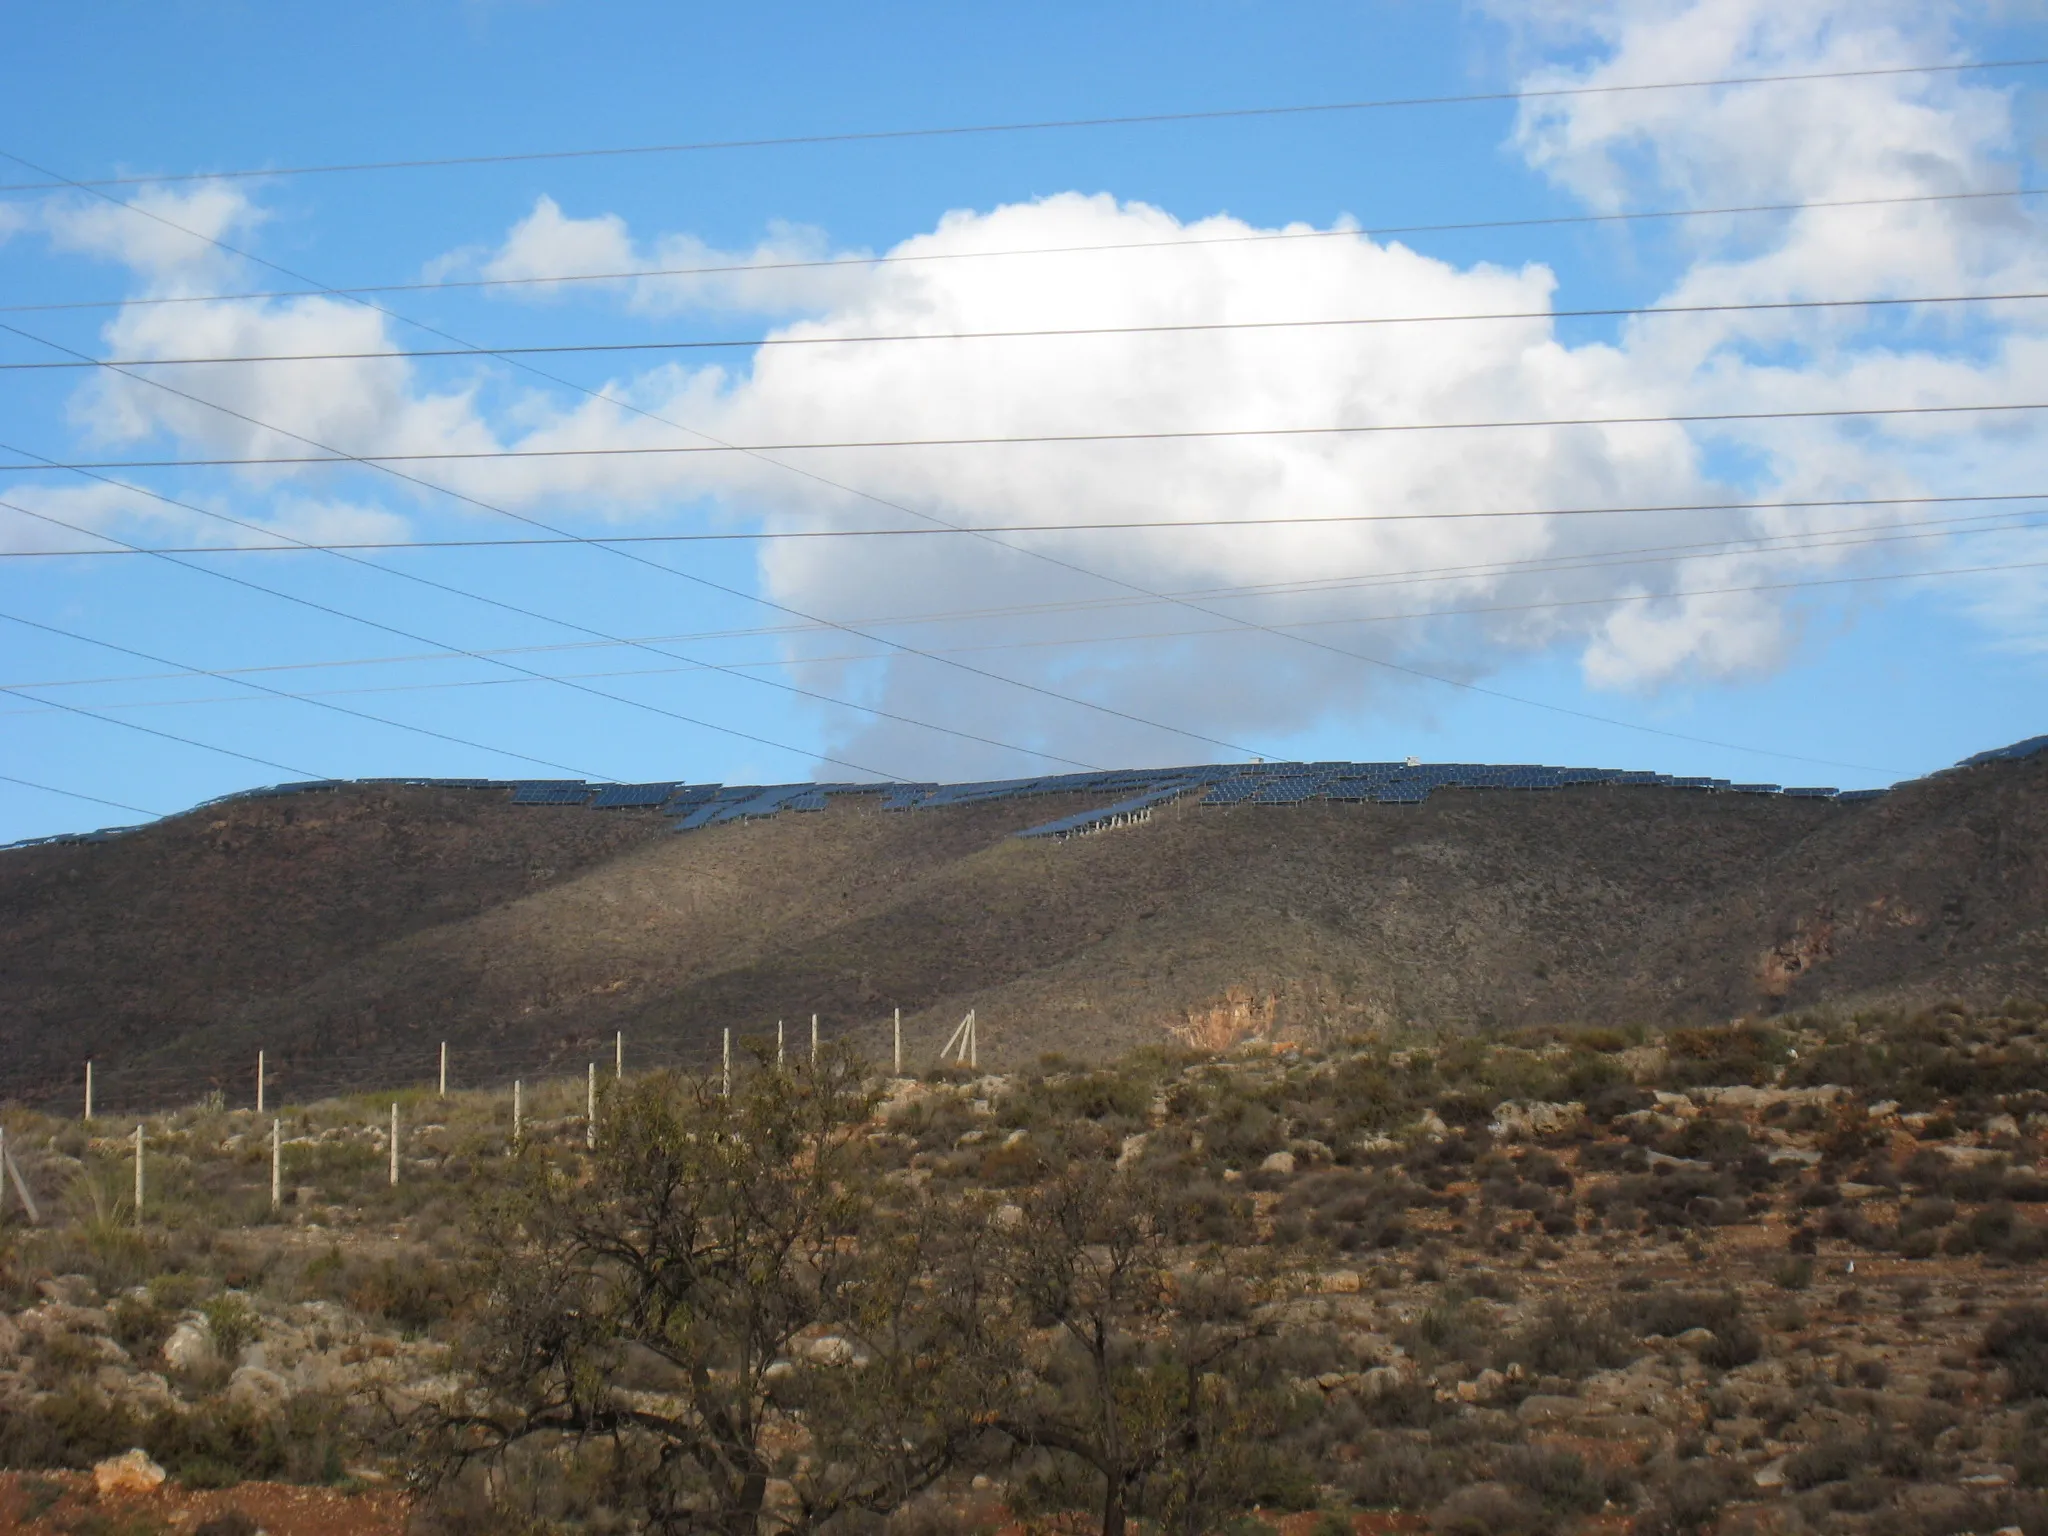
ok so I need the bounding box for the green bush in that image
[203,1292,261,1359]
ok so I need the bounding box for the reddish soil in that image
[0,1470,408,1534]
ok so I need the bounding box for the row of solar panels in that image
[16,735,2048,852]
[1960,734,2048,767]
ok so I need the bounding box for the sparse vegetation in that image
[0,1002,2041,1536]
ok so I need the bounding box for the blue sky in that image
[2,0,2046,841]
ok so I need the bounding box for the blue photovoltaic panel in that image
[1016,780,1198,838]
[1781,787,1838,799]
[1729,784,1782,795]
[512,782,592,806]
[1203,779,1263,805]
[786,790,829,811]
[589,783,678,809]
[1834,788,1888,802]
[1959,735,2048,766]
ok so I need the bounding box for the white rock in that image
[227,1364,292,1421]
[162,1318,212,1371]
[796,1333,856,1367]
[92,1448,166,1497]
[1490,1101,1584,1140]
[1260,1150,1297,1176]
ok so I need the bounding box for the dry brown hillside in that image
[1,751,2043,1110]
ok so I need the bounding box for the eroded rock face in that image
[92,1448,166,1496]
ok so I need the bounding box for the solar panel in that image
[1781,787,1838,799]
[786,789,829,811]
[1374,785,1430,804]
[1834,788,1888,802]
[512,782,593,806]
[1729,784,1782,795]
[1016,779,1199,839]
[589,782,678,809]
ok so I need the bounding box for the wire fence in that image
[11,1005,968,1121]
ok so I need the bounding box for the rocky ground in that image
[0,1003,2044,1534]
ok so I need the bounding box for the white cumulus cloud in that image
[25,0,2047,777]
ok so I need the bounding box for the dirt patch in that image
[0,1470,408,1535]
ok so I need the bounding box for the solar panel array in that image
[1960,735,2048,767]
[17,732,2048,852]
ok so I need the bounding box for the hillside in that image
[1,747,2044,1110]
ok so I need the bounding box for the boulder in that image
[227,1364,292,1422]
[162,1318,212,1372]
[38,1274,99,1307]
[796,1333,857,1367]
[1516,1394,1583,1426]
[92,1448,166,1497]
[1260,1150,1297,1176]
[1490,1101,1585,1140]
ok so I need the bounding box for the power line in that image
[9,397,2043,473]
[13,511,2035,714]
[9,186,2045,319]
[3,55,2039,193]
[0,484,942,783]
[0,606,614,781]
[0,296,1276,767]
[1,488,2041,560]
[0,772,161,818]
[2,150,1903,774]
[0,677,321,781]
[7,288,2044,371]
[11,549,2041,724]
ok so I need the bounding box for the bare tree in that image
[994,1160,1294,1536]
[418,1049,994,1535]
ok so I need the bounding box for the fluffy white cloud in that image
[465,193,875,315]
[29,0,2048,776]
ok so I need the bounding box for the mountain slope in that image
[2,754,2043,1109]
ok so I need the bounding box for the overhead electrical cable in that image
[0,488,2040,560]
[0,189,1280,767]
[4,54,2039,192]
[5,502,2036,652]
[2,148,1893,774]
[15,509,2036,715]
[9,188,2045,319]
[0,772,162,818]
[0,482,995,780]
[10,548,2044,724]
[10,397,2043,473]
[7,288,2046,371]
[0,604,614,781]
[0,677,321,780]
[0,325,1223,769]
